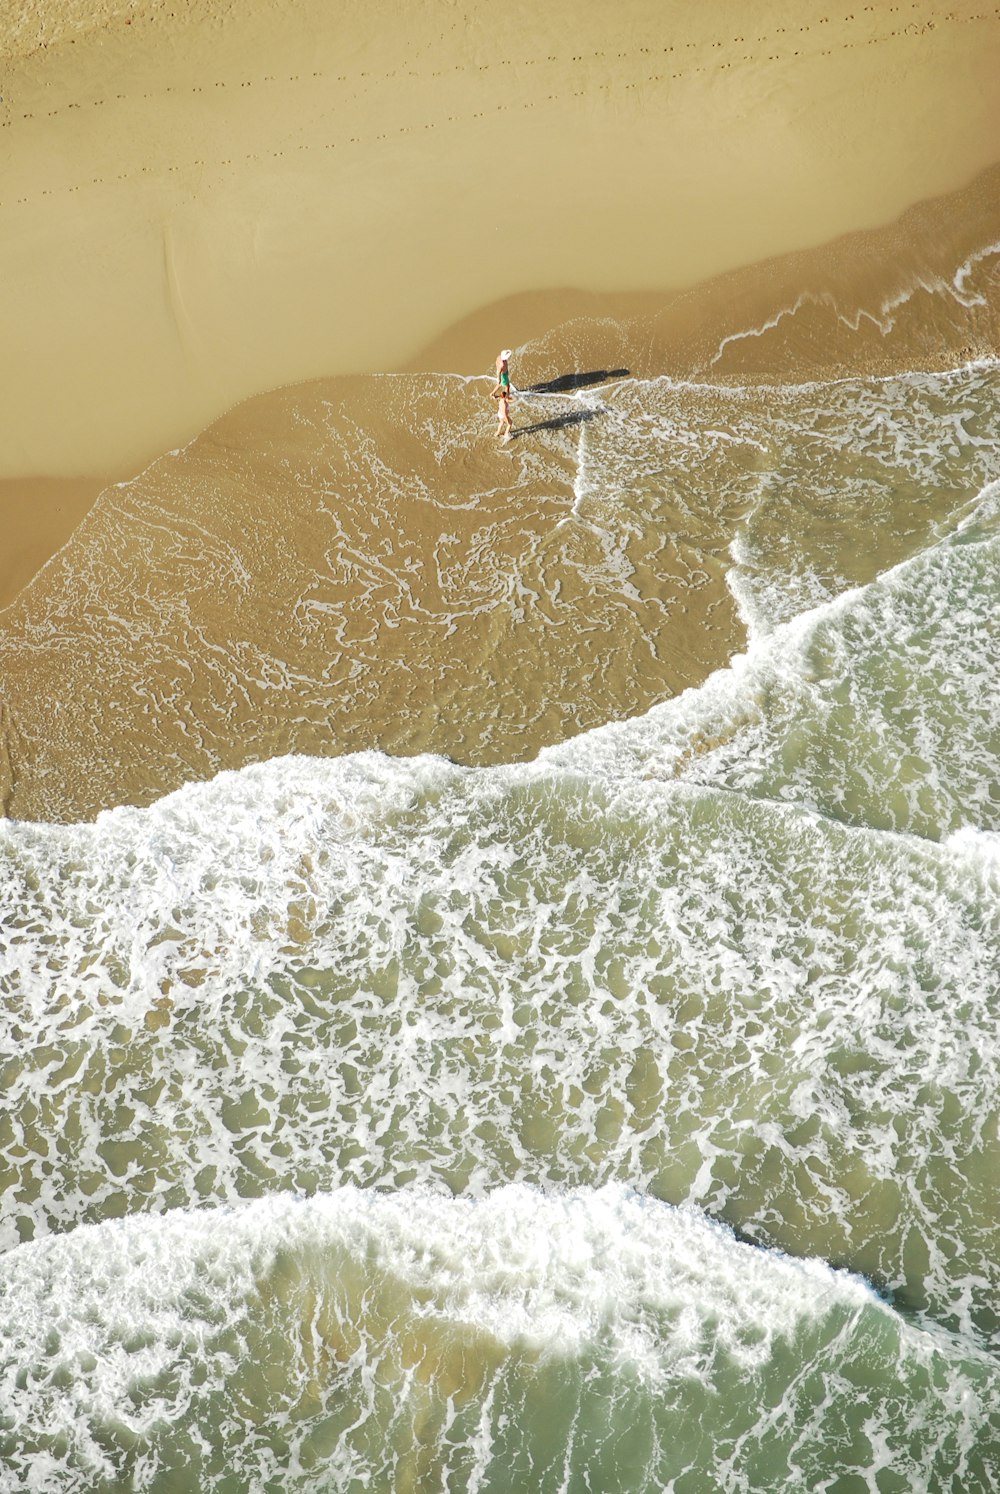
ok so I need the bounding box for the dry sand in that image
[2,0,998,483]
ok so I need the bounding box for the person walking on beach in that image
[492,348,513,441]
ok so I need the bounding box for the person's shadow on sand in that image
[524,367,629,395]
[511,408,601,439]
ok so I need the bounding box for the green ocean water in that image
[1,357,999,1491]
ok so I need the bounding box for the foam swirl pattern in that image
[2,1188,997,1493]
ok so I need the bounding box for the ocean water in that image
[1,343,999,1488]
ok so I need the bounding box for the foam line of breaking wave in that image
[544,473,1000,837]
[1,1185,997,1494]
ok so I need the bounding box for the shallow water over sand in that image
[3,328,1000,825]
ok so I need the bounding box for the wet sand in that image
[1,154,998,625]
[410,162,1000,392]
[2,0,998,480]
[0,158,997,820]
[0,475,110,611]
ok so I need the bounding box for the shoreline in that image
[3,155,996,614]
[0,319,995,821]
[2,0,998,480]
[0,475,111,613]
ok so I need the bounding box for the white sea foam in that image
[544,465,1000,840]
[2,487,996,1371]
[1,664,998,1348]
[0,1184,993,1494]
[953,239,1000,305]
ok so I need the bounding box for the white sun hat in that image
[500,349,513,361]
